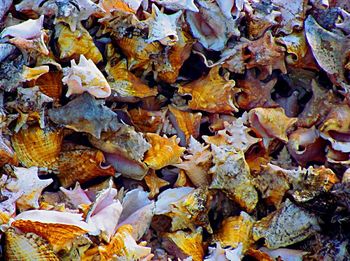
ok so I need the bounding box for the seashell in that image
[0,0,12,22]
[0,43,17,63]
[60,183,92,208]
[216,0,235,19]
[62,55,110,98]
[57,146,115,188]
[185,0,240,51]
[5,166,53,211]
[155,187,194,215]
[248,107,297,143]
[144,170,170,198]
[244,31,287,80]
[213,211,255,252]
[86,186,122,242]
[204,242,243,261]
[174,136,211,187]
[178,66,239,113]
[48,92,121,139]
[162,228,204,261]
[236,70,278,110]
[209,146,258,213]
[11,125,63,169]
[145,4,182,46]
[0,189,22,224]
[98,225,152,261]
[118,188,155,240]
[144,133,185,170]
[128,107,166,133]
[287,126,327,166]
[203,116,260,153]
[0,15,44,39]
[336,8,350,35]
[12,210,92,252]
[153,29,194,83]
[4,228,59,261]
[34,71,63,102]
[245,248,274,261]
[0,56,25,92]
[98,0,136,14]
[168,105,201,146]
[88,124,150,180]
[271,0,308,35]
[252,199,320,249]
[55,24,103,64]
[259,247,308,260]
[153,0,199,12]
[22,65,49,81]
[105,59,157,102]
[244,0,281,40]
[305,15,350,90]
[0,135,18,167]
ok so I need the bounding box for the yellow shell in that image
[144,170,170,198]
[57,147,115,188]
[11,219,88,252]
[213,212,255,252]
[56,24,103,64]
[11,126,63,169]
[144,133,185,170]
[4,228,59,261]
[178,66,239,113]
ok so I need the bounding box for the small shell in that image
[162,228,204,261]
[11,125,63,169]
[252,199,320,249]
[57,146,115,188]
[153,0,199,12]
[178,66,239,113]
[6,166,53,211]
[63,55,111,98]
[106,59,157,102]
[55,24,103,64]
[146,5,182,46]
[0,15,44,39]
[248,107,297,143]
[144,133,186,170]
[4,228,59,261]
[213,212,255,252]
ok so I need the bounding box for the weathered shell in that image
[144,133,185,170]
[55,24,103,64]
[11,125,63,169]
[62,55,110,98]
[213,212,255,252]
[57,146,115,188]
[162,228,204,261]
[178,66,239,113]
[209,146,258,213]
[252,199,320,249]
[4,228,59,261]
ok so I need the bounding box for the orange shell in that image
[11,220,87,252]
[245,248,274,261]
[178,66,239,113]
[0,136,18,167]
[56,24,103,64]
[57,147,115,188]
[168,105,201,145]
[144,170,170,198]
[213,212,255,251]
[4,229,59,261]
[144,133,185,170]
[128,107,166,133]
[99,0,135,14]
[11,126,63,169]
[35,71,63,102]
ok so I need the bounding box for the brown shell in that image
[0,136,18,167]
[4,228,59,261]
[11,219,88,252]
[128,107,166,133]
[178,66,239,113]
[35,71,63,102]
[11,126,63,169]
[57,146,115,188]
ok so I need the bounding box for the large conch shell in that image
[62,55,111,98]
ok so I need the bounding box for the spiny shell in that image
[144,133,185,170]
[63,55,110,98]
[55,24,103,64]
[57,147,115,188]
[178,66,239,113]
[11,125,63,169]
[4,228,59,261]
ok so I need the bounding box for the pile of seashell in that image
[1,0,350,260]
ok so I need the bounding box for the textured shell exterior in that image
[0,137,18,167]
[57,148,115,188]
[4,229,59,261]
[128,108,165,133]
[35,71,63,102]
[11,126,63,169]
[144,133,185,170]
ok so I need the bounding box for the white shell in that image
[153,0,199,12]
[63,55,111,98]
[60,182,92,208]
[0,15,44,39]
[155,187,194,214]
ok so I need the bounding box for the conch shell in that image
[0,15,44,39]
[62,55,111,98]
